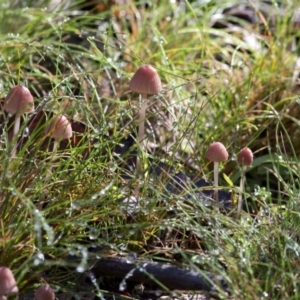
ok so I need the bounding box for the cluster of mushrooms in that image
[128,65,254,215]
[1,65,254,295]
[3,85,72,159]
[205,142,253,217]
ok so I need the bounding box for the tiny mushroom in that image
[205,142,228,202]
[3,85,34,158]
[129,64,162,145]
[45,114,73,152]
[35,285,55,300]
[43,115,73,180]
[237,147,253,217]
[0,267,19,297]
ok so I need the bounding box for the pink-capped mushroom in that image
[129,64,162,145]
[0,267,19,297]
[129,65,162,186]
[45,114,73,153]
[43,114,73,180]
[3,85,34,158]
[35,285,55,300]
[205,142,228,202]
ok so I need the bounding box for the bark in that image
[91,256,227,292]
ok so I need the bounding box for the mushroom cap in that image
[35,285,55,300]
[129,64,162,95]
[3,85,34,114]
[0,267,19,295]
[237,147,253,166]
[205,142,228,162]
[45,115,73,140]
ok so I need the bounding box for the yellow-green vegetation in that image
[1,0,300,299]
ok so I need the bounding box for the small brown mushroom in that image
[45,115,73,152]
[35,285,55,300]
[129,65,162,194]
[3,85,34,158]
[129,64,162,145]
[0,267,18,297]
[237,147,253,217]
[44,115,73,180]
[205,142,228,202]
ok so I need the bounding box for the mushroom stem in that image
[213,161,219,202]
[138,93,148,144]
[136,93,148,175]
[12,114,21,139]
[237,165,246,217]
[52,140,59,153]
[10,114,21,158]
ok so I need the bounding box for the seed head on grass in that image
[205,142,228,202]
[237,147,253,217]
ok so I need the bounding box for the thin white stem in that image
[10,114,21,158]
[237,165,246,218]
[135,93,148,198]
[52,140,59,153]
[13,114,21,138]
[213,162,219,202]
[138,93,148,144]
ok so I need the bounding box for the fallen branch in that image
[91,256,227,292]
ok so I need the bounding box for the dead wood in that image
[91,256,227,292]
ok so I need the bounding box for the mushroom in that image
[35,285,55,300]
[3,85,34,158]
[129,65,162,183]
[44,115,73,180]
[129,64,162,146]
[237,147,253,217]
[45,114,73,153]
[205,142,228,202]
[0,267,19,297]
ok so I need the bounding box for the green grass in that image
[1,0,300,299]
